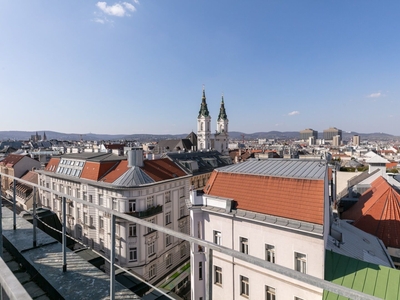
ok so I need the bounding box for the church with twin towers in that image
[197,87,229,155]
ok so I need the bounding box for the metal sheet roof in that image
[217,158,327,180]
[324,251,400,300]
[112,166,155,187]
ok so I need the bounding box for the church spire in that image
[217,94,228,121]
[198,85,210,118]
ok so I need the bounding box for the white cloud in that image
[367,92,382,98]
[123,2,136,11]
[93,18,105,24]
[132,0,140,4]
[96,2,127,17]
[288,111,300,116]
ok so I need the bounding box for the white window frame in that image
[148,241,155,257]
[214,266,222,285]
[265,244,275,263]
[214,230,222,245]
[295,252,307,274]
[129,199,136,212]
[165,211,172,225]
[129,223,137,237]
[266,286,275,300]
[240,237,248,254]
[240,275,249,297]
[129,247,137,262]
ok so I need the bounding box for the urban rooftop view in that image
[1,1,400,300]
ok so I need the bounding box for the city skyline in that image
[1,1,400,135]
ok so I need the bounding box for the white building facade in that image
[37,149,192,287]
[189,159,330,300]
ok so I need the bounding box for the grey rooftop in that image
[217,158,327,180]
[1,207,139,300]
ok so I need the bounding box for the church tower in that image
[214,94,229,154]
[197,87,211,150]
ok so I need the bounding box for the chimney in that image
[127,148,144,167]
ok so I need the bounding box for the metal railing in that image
[0,256,32,300]
[0,172,381,300]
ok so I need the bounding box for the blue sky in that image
[1,1,400,136]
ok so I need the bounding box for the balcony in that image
[125,205,163,219]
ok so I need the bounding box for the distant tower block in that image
[352,135,360,146]
[323,127,342,141]
[299,128,318,141]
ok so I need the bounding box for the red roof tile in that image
[81,161,119,181]
[45,158,60,172]
[100,160,129,183]
[142,158,187,182]
[20,171,38,184]
[204,171,325,225]
[341,176,400,248]
[0,154,25,167]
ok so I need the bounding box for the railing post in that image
[62,197,67,272]
[110,214,116,300]
[0,175,3,258]
[13,179,16,230]
[32,187,37,248]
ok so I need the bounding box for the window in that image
[83,192,87,201]
[99,238,104,252]
[149,264,156,279]
[77,207,81,220]
[148,241,155,256]
[265,286,275,300]
[83,212,88,225]
[99,216,104,229]
[166,234,172,246]
[89,216,94,227]
[165,191,171,203]
[112,198,118,210]
[265,244,275,263]
[165,211,171,225]
[89,194,93,203]
[129,248,137,261]
[129,224,137,237]
[240,276,249,297]
[98,194,104,206]
[295,252,307,273]
[214,231,222,245]
[240,237,248,254]
[214,266,222,285]
[128,199,136,212]
[166,253,172,268]
[199,262,203,280]
[147,218,155,233]
[179,187,184,198]
[180,244,186,258]
[76,189,80,198]
[179,206,185,218]
[146,196,154,208]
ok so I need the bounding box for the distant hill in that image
[0,130,398,142]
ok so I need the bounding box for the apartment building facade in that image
[189,159,330,300]
[37,148,192,287]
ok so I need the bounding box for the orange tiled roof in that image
[386,162,397,169]
[341,176,400,248]
[81,161,119,181]
[205,171,325,225]
[100,160,129,183]
[45,158,60,172]
[142,158,187,182]
[20,171,38,184]
[0,154,25,167]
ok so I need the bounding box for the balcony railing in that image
[125,205,163,219]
